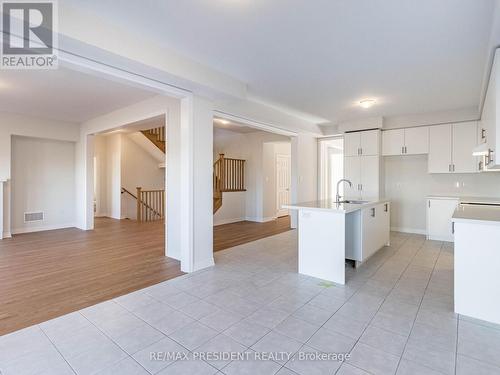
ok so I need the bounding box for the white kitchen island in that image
[285,200,390,285]
[452,204,500,325]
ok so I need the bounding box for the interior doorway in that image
[276,153,291,217]
[319,137,344,201]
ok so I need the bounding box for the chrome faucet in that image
[336,179,352,203]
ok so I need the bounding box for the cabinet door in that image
[361,206,378,260]
[427,199,458,242]
[343,156,361,199]
[428,124,452,173]
[360,155,379,200]
[360,130,380,156]
[452,122,478,173]
[405,126,429,155]
[344,133,360,157]
[382,129,404,156]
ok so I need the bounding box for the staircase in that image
[141,127,165,153]
[213,153,246,214]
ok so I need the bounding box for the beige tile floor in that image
[1,231,500,375]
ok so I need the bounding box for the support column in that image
[0,180,3,240]
[178,94,214,273]
[291,134,318,229]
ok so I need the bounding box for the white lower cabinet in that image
[426,198,459,242]
[346,202,390,263]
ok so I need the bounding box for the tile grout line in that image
[393,240,447,375]
[266,233,413,375]
[330,234,423,374]
[38,325,79,375]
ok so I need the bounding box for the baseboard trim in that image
[2,231,12,239]
[245,216,277,223]
[214,217,246,226]
[12,223,77,235]
[390,227,427,235]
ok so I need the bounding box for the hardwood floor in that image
[0,216,292,335]
[0,218,182,336]
[213,216,292,252]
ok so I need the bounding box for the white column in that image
[178,94,214,273]
[291,134,318,228]
[0,180,3,240]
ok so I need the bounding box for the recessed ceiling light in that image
[214,118,230,125]
[359,99,376,109]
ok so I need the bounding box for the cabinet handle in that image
[405,146,408,154]
[360,147,363,155]
[371,208,375,217]
[479,160,483,171]
[448,164,451,172]
[452,164,455,172]
[360,184,363,191]
[384,203,388,212]
[452,222,455,234]
[401,146,405,154]
[481,128,486,140]
[428,200,430,208]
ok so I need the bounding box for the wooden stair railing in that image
[136,187,165,222]
[141,127,166,153]
[213,153,246,214]
[121,187,165,222]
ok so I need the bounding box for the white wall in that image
[291,134,318,228]
[121,133,165,220]
[384,155,500,233]
[11,136,76,234]
[0,112,80,237]
[0,112,80,181]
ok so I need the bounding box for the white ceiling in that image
[67,0,498,125]
[0,67,157,123]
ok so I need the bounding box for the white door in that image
[428,124,452,173]
[360,155,379,200]
[452,122,478,173]
[276,154,291,217]
[344,132,361,157]
[405,126,429,155]
[382,129,404,156]
[360,130,380,156]
[427,198,459,242]
[343,156,361,199]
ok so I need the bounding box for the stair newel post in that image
[136,187,142,222]
[219,154,225,192]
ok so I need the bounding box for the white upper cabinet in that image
[344,132,361,157]
[428,125,452,173]
[344,130,380,157]
[428,122,478,173]
[360,130,380,156]
[382,129,404,155]
[453,122,479,173]
[405,127,429,155]
[382,127,428,156]
[478,48,499,168]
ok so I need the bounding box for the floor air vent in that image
[24,212,44,222]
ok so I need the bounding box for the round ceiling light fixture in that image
[359,99,376,109]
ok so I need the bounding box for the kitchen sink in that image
[336,200,368,204]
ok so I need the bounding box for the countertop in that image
[427,195,500,205]
[283,199,390,214]
[452,204,500,225]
